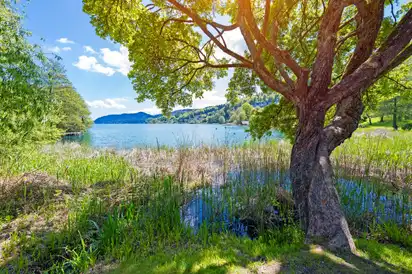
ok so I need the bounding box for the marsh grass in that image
[0,132,411,273]
[333,133,412,187]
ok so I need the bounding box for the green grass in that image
[333,131,412,187]
[113,238,412,274]
[0,137,411,273]
[359,116,412,133]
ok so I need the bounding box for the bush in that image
[401,123,412,130]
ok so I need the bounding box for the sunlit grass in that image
[0,132,411,273]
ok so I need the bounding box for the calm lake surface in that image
[63,124,283,149]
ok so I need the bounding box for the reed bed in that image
[0,133,411,273]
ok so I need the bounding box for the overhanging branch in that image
[168,0,252,67]
[325,8,412,107]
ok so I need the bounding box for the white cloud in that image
[128,90,226,115]
[192,90,226,109]
[73,56,116,76]
[74,46,132,76]
[100,46,132,76]
[84,45,97,54]
[47,46,72,53]
[48,46,61,53]
[130,106,162,115]
[86,98,128,109]
[213,28,246,60]
[57,37,75,44]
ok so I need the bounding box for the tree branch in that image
[310,0,347,96]
[238,0,304,77]
[325,8,412,107]
[383,75,411,90]
[323,0,385,153]
[253,62,296,102]
[160,18,194,35]
[168,0,252,66]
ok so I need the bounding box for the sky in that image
[19,0,410,119]
[19,0,245,119]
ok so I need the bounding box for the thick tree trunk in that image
[290,104,355,252]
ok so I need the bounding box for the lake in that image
[63,124,283,149]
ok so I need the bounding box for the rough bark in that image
[291,102,355,252]
[324,0,384,152]
[150,0,412,253]
[290,1,386,252]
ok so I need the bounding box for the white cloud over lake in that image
[86,98,128,109]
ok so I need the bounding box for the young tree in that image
[364,62,412,129]
[241,102,254,118]
[83,0,412,251]
[55,85,93,133]
[218,115,226,124]
[0,1,62,149]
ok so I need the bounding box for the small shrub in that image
[401,123,412,131]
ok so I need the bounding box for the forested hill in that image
[148,95,278,124]
[94,112,160,124]
[94,109,192,124]
[94,95,277,125]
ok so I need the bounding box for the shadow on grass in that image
[111,239,412,274]
[0,172,72,220]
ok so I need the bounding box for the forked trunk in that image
[290,105,355,252]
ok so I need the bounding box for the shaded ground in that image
[110,239,412,274]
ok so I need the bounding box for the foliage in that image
[0,1,62,149]
[149,94,277,124]
[249,97,297,141]
[55,85,93,133]
[82,0,412,140]
[0,1,92,157]
[363,61,412,129]
[402,123,412,130]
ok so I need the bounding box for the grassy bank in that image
[359,116,412,133]
[0,132,411,273]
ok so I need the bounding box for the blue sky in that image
[20,0,237,119]
[19,0,410,119]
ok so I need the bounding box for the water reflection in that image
[181,170,411,237]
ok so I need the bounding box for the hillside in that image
[94,95,277,124]
[149,95,278,124]
[94,109,195,124]
[94,112,159,124]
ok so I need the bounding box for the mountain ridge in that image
[94,95,278,124]
[94,109,192,124]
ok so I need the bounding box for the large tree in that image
[83,0,412,251]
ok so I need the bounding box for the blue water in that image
[182,170,411,237]
[63,124,283,149]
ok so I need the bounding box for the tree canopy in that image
[83,0,412,251]
[0,1,92,153]
[0,1,60,148]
